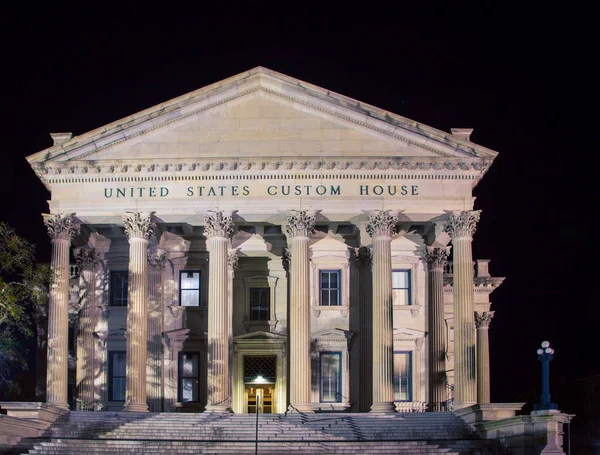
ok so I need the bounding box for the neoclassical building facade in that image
[27,67,504,414]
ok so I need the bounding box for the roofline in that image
[27,66,498,166]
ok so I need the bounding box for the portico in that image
[29,67,505,415]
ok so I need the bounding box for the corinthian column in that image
[286,210,315,413]
[205,211,233,412]
[475,311,494,404]
[366,210,399,413]
[74,249,99,410]
[425,246,451,411]
[43,213,80,411]
[122,212,155,412]
[147,247,166,412]
[445,210,480,407]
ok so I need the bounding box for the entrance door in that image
[246,386,273,414]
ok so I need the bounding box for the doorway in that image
[246,386,274,413]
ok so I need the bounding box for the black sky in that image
[0,2,594,405]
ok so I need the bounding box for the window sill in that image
[312,305,348,318]
[394,304,420,317]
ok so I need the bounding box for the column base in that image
[370,402,396,413]
[45,401,69,412]
[122,401,149,412]
[453,401,477,410]
[288,403,314,413]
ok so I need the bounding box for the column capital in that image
[366,210,399,238]
[444,210,481,240]
[354,246,373,267]
[475,310,495,329]
[282,248,291,272]
[227,248,239,270]
[74,248,99,270]
[286,210,316,238]
[204,211,233,239]
[43,213,80,241]
[147,247,167,270]
[425,246,451,270]
[123,212,155,240]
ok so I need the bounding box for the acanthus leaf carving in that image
[42,213,80,241]
[285,210,316,238]
[204,211,233,239]
[123,212,155,240]
[445,210,481,240]
[366,210,399,238]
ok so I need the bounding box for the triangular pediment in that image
[27,67,497,171]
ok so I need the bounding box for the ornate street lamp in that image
[534,341,558,411]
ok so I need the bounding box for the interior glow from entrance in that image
[254,375,267,384]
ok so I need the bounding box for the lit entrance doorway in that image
[244,356,276,413]
[246,386,274,414]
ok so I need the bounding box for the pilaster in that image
[122,211,155,412]
[475,311,494,404]
[445,210,481,407]
[43,213,80,411]
[74,248,99,410]
[425,246,451,410]
[147,247,166,412]
[366,210,398,413]
[286,210,315,413]
[205,211,233,413]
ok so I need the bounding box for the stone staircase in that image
[3,411,504,454]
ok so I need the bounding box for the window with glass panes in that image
[178,352,200,402]
[320,352,342,402]
[179,271,200,307]
[110,271,128,306]
[108,351,126,401]
[393,351,412,401]
[250,288,270,321]
[320,270,341,306]
[392,269,411,305]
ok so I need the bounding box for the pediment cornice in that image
[27,67,497,174]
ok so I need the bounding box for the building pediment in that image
[27,67,496,187]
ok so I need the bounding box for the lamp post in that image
[534,341,558,411]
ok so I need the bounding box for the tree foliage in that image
[0,222,51,396]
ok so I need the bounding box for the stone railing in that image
[70,265,80,279]
[394,401,428,413]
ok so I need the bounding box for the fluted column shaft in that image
[43,213,80,411]
[426,247,450,410]
[205,211,233,412]
[367,210,399,413]
[75,249,99,410]
[227,250,239,408]
[475,311,494,404]
[123,212,154,412]
[356,247,373,412]
[147,249,166,412]
[446,210,480,406]
[286,210,315,413]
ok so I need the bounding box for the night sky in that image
[1,3,593,405]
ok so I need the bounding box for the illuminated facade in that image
[27,67,504,414]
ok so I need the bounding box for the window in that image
[320,270,341,306]
[110,271,128,306]
[250,288,270,321]
[392,269,411,306]
[108,351,126,401]
[179,271,200,307]
[320,352,342,403]
[393,351,412,401]
[178,352,200,402]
